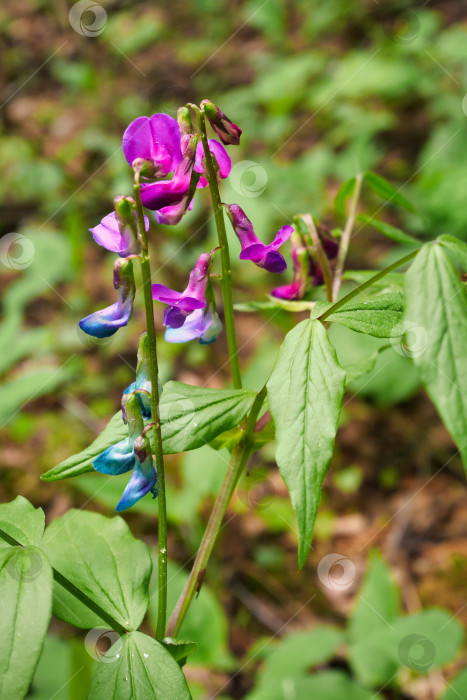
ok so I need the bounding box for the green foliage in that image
[42,510,152,630]
[405,243,467,465]
[267,320,346,566]
[363,171,415,212]
[88,631,191,699]
[314,293,405,338]
[0,495,45,549]
[357,215,420,247]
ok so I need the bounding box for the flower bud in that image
[201,99,242,146]
[177,106,194,136]
[121,392,144,439]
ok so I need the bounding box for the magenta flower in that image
[79,258,135,338]
[165,307,222,344]
[201,100,242,146]
[272,232,309,300]
[152,251,213,329]
[225,204,293,273]
[309,226,339,286]
[122,113,231,224]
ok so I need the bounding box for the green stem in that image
[332,172,364,301]
[166,386,267,637]
[0,527,128,636]
[198,111,242,389]
[134,177,167,639]
[319,249,419,322]
[303,213,333,302]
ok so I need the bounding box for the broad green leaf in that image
[0,495,45,549]
[0,546,53,700]
[364,171,415,212]
[438,234,467,269]
[162,637,199,667]
[357,214,420,246]
[350,552,400,644]
[267,320,346,567]
[149,559,232,668]
[405,244,467,465]
[31,635,98,700]
[250,627,343,699]
[442,669,467,700]
[41,411,127,481]
[314,293,405,338]
[43,510,152,630]
[158,381,256,454]
[335,176,356,219]
[88,631,191,699]
[247,669,380,700]
[43,383,256,482]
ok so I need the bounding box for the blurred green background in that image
[1,0,467,698]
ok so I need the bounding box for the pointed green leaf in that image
[0,546,53,700]
[267,320,346,567]
[42,510,152,630]
[42,383,257,482]
[437,234,467,269]
[357,214,419,246]
[0,496,45,549]
[405,244,467,465]
[335,176,356,219]
[364,171,415,212]
[88,631,191,699]
[162,637,199,667]
[315,293,405,338]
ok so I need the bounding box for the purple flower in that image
[272,231,309,300]
[165,307,222,344]
[194,140,231,188]
[309,224,339,286]
[90,201,149,256]
[79,258,135,338]
[201,99,242,146]
[122,113,182,176]
[152,251,213,329]
[116,435,157,512]
[225,204,293,273]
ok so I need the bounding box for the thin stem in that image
[0,527,129,636]
[319,249,419,322]
[166,386,267,637]
[134,176,167,640]
[332,172,364,301]
[303,213,333,302]
[198,110,242,389]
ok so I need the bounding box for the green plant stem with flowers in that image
[2,98,466,699]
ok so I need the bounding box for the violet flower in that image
[122,113,183,177]
[90,197,149,256]
[271,231,310,300]
[194,140,231,188]
[309,224,339,286]
[225,204,293,273]
[79,258,135,338]
[201,99,242,146]
[152,251,213,329]
[165,307,223,345]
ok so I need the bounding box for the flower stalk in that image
[134,173,168,639]
[332,172,364,301]
[198,109,242,389]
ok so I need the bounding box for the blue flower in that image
[79,258,135,338]
[165,307,222,344]
[116,435,157,512]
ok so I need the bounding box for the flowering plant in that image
[1,100,466,700]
